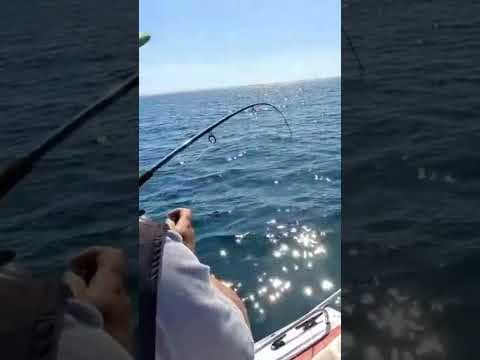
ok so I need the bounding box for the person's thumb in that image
[165,218,175,231]
[63,271,88,300]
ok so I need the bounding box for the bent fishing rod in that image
[0,72,138,200]
[139,102,292,188]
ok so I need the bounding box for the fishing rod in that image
[0,72,138,200]
[342,26,365,74]
[139,102,292,188]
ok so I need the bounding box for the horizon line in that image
[139,75,340,98]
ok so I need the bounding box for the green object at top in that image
[139,32,151,48]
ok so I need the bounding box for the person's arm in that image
[159,208,254,360]
[167,208,250,326]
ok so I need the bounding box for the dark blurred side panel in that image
[0,0,138,357]
[342,0,480,358]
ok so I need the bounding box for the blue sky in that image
[140,0,340,95]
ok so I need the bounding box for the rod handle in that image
[0,157,33,199]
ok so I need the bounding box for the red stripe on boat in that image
[293,326,341,360]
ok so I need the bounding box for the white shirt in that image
[156,230,254,360]
[58,299,133,360]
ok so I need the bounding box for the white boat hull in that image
[255,292,341,360]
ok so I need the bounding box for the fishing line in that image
[0,72,139,200]
[342,26,365,74]
[139,102,292,189]
[174,140,217,207]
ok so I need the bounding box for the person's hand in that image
[64,246,134,354]
[167,208,196,252]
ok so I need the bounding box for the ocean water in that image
[140,78,341,339]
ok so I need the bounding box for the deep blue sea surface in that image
[140,78,341,339]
